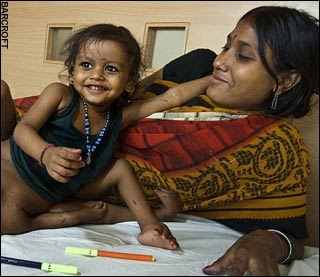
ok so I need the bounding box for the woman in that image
[1,5,318,276]
[117,5,318,276]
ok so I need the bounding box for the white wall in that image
[1,1,318,98]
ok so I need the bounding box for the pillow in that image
[13,95,38,121]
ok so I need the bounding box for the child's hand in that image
[42,147,85,183]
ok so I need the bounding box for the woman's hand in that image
[202,230,283,276]
[42,146,85,183]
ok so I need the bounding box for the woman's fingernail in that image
[203,265,216,274]
[202,268,213,275]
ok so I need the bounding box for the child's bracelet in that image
[268,229,293,264]
[39,144,54,167]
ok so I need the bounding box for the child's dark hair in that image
[239,6,319,118]
[59,23,144,85]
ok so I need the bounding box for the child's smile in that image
[84,84,109,95]
[72,40,132,107]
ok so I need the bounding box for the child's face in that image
[72,40,134,108]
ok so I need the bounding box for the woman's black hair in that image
[59,23,144,85]
[239,6,319,118]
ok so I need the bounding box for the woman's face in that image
[206,20,276,110]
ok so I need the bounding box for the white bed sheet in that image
[1,213,319,276]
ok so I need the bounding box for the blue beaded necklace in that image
[82,99,110,165]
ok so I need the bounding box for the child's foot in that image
[154,188,181,221]
[49,200,103,213]
[74,201,108,223]
[56,201,108,226]
[137,222,179,250]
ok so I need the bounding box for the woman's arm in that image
[121,75,211,129]
[202,229,304,276]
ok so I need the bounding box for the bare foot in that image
[137,222,179,250]
[51,201,108,225]
[49,200,103,213]
[154,188,181,221]
[65,201,107,223]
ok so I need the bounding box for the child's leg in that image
[75,159,180,222]
[50,189,180,222]
[49,200,135,224]
[1,140,107,235]
[1,193,107,234]
[49,199,106,212]
[154,188,181,221]
[75,158,179,249]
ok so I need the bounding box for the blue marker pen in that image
[1,256,78,275]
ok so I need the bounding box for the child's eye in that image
[105,65,119,73]
[80,62,92,68]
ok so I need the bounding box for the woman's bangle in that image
[268,229,293,264]
[39,144,54,167]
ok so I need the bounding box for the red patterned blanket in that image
[13,80,310,238]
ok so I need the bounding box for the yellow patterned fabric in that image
[113,79,311,238]
[13,80,311,238]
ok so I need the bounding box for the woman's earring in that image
[271,92,279,110]
[69,78,74,85]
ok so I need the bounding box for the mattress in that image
[1,213,319,276]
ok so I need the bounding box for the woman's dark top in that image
[163,48,216,83]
